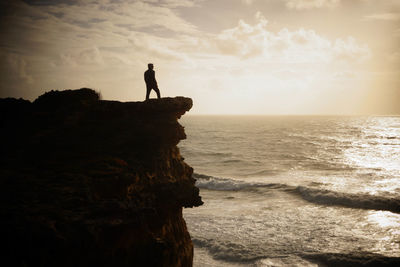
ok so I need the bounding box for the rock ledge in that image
[0,88,202,267]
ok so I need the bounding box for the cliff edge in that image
[0,88,203,267]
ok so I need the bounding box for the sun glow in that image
[0,0,399,114]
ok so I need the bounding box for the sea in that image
[178,115,400,266]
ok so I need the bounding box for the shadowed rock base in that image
[0,88,203,267]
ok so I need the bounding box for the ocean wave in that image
[182,149,234,158]
[193,173,287,191]
[194,173,400,213]
[303,162,357,171]
[221,159,243,164]
[193,237,400,266]
[243,169,281,177]
[301,252,400,266]
[293,186,400,213]
[192,238,267,263]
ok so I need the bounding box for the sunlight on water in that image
[368,211,400,228]
[338,117,400,195]
[363,178,400,195]
[344,117,400,174]
[180,116,400,265]
[367,211,400,256]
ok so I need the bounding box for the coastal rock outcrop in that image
[0,88,203,267]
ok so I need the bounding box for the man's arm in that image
[151,71,157,85]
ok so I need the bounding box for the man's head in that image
[148,63,154,70]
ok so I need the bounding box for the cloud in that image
[242,0,254,5]
[2,0,200,62]
[333,71,356,80]
[0,0,203,100]
[387,51,400,64]
[364,13,400,21]
[22,0,200,8]
[42,1,199,34]
[0,0,394,115]
[156,0,200,7]
[59,46,105,66]
[216,13,268,58]
[0,51,35,98]
[332,37,370,62]
[285,0,340,9]
[214,13,370,63]
[3,53,34,84]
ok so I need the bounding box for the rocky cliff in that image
[0,88,203,267]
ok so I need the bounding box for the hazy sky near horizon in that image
[0,0,399,114]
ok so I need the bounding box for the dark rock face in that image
[0,88,203,267]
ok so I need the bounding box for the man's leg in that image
[146,86,151,100]
[154,86,161,99]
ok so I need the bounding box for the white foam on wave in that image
[194,173,258,191]
[193,244,318,267]
[193,173,287,191]
[193,246,248,267]
[295,186,400,213]
[255,256,318,267]
[194,173,400,213]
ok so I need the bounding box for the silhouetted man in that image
[144,63,161,100]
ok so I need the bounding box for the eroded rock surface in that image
[0,88,203,267]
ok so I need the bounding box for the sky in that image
[0,0,399,114]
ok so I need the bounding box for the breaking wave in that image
[293,186,400,213]
[194,173,400,213]
[301,252,400,266]
[193,173,288,191]
[193,237,400,266]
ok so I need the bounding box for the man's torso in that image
[144,69,156,85]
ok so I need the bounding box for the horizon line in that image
[185,113,400,117]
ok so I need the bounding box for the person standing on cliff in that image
[144,63,161,100]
